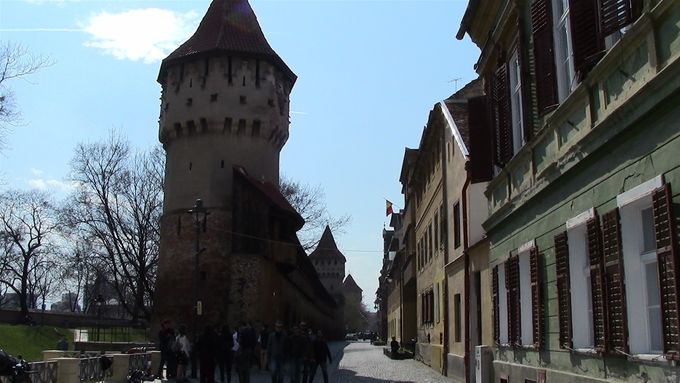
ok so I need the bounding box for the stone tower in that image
[153,0,297,328]
[309,226,346,298]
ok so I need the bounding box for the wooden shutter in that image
[587,215,608,352]
[530,247,542,348]
[569,0,604,78]
[652,184,680,358]
[506,256,521,345]
[468,96,493,183]
[599,0,643,38]
[601,209,628,354]
[492,60,513,167]
[531,0,558,112]
[555,231,573,349]
[493,265,500,344]
[516,15,534,140]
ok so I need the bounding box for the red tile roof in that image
[160,0,296,82]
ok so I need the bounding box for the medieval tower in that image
[152,0,341,333]
[309,226,347,300]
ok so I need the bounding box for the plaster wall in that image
[487,84,680,383]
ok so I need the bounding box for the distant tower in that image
[153,0,296,328]
[342,274,363,305]
[309,226,346,299]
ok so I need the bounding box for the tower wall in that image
[159,55,293,212]
[154,53,293,330]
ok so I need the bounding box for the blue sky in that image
[0,0,479,309]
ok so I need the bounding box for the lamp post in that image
[187,199,208,379]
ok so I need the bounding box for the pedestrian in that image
[56,336,68,351]
[307,330,332,383]
[266,320,287,383]
[157,320,176,379]
[217,325,234,383]
[175,325,191,383]
[390,337,399,356]
[235,322,256,383]
[259,324,270,370]
[197,325,218,383]
[288,323,311,383]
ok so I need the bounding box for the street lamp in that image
[187,199,208,379]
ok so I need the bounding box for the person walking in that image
[197,326,218,383]
[175,325,191,383]
[258,324,270,371]
[266,321,288,383]
[217,325,234,383]
[235,322,256,383]
[157,320,176,379]
[307,330,332,383]
[288,323,311,383]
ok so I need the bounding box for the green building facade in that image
[458,0,680,381]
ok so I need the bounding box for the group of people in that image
[157,319,333,383]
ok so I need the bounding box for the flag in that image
[386,200,393,216]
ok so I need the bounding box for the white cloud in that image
[29,168,44,176]
[82,8,200,63]
[28,178,77,193]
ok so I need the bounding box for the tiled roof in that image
[309,225,347,262]
[443,79,484,151]
[160,0,295,81]
[235,167,304,230]
[343,274,363,293]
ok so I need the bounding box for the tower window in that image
[227,57,233,85]
[255,60,261,88]
[238,119,246,135]
[200,118,207,132]
[252,120,261,137]
[224,117,232,133]
[189,162,192,171]
[210,93,218,102]
[189,78,192,88]
[186,98,193,106]
[240,95,247,104]
[268,99,275,107]
[220,160,224,169]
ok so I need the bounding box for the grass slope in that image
[0,324,73,361]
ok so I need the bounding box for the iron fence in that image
[0,360,57,383]
[128,353,150,372]
[78,357,111,382]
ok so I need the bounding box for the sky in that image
[0,0,480,309]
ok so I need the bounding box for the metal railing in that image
[128,353,150,372]
[0,360,58,383]
[78,357,111,382]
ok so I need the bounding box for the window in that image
[552,0,576,102]
[453,202,461,249]
[497,263,509,344]
[435,284,440,323]
[620,194,663,354]
[494,247,541,347]
[508,48,524,153]
[434,213,439,253]
[566,223,594,349]
[454,293,462,342]
[519,251,534,346]
[439,205,447,247]
[428,224,433,260]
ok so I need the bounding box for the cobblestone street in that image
[162,341,450,383]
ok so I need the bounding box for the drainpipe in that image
[441,122,450,377]
[462,162,471,383]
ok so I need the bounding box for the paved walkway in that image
[160,341,449,383]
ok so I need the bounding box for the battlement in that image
[158,54,292,150]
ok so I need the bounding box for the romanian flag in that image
[386,200,393,216]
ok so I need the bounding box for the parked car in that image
[345,333,358,341]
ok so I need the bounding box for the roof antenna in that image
[448,77,462,91]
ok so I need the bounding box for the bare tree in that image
[279,176,350,251]
[0,190,60,321]
[0,41,52,151]
[64,133,163,321]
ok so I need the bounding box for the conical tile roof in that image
[160,0,295,82]
[309,225,346,262]
[343,274,362,293]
